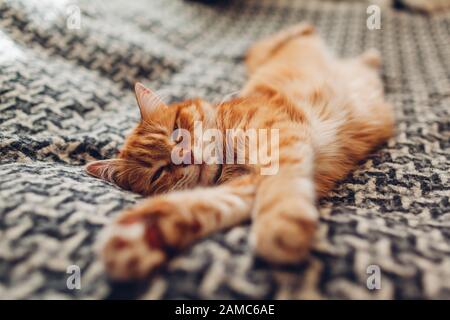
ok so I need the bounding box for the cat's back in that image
[216,95,295,132]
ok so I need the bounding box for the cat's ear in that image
[85,159,121,183]
[134,82,167,120]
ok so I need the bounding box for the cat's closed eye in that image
[151,166,166,183]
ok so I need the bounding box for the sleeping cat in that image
[86,23,394,280]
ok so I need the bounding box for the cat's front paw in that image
[100,221,167,280]
[250,211,317,265]
[99,198,190,280]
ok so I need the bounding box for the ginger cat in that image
[86,24,394,280]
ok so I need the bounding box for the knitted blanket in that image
[0,0,449,299]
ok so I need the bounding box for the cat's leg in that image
[250,142,319,264]
[100,175,256,280]
[246,23,315,73]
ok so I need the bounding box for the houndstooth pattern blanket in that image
[0,0,449,299]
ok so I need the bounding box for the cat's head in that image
[85,83,219,195]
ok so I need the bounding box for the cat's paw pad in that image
[250,214,316,265]
[100,220,167,280]
[99,199,187,280]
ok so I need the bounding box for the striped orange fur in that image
[86,23,394,280]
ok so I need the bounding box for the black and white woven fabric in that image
[0,0,449,299]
